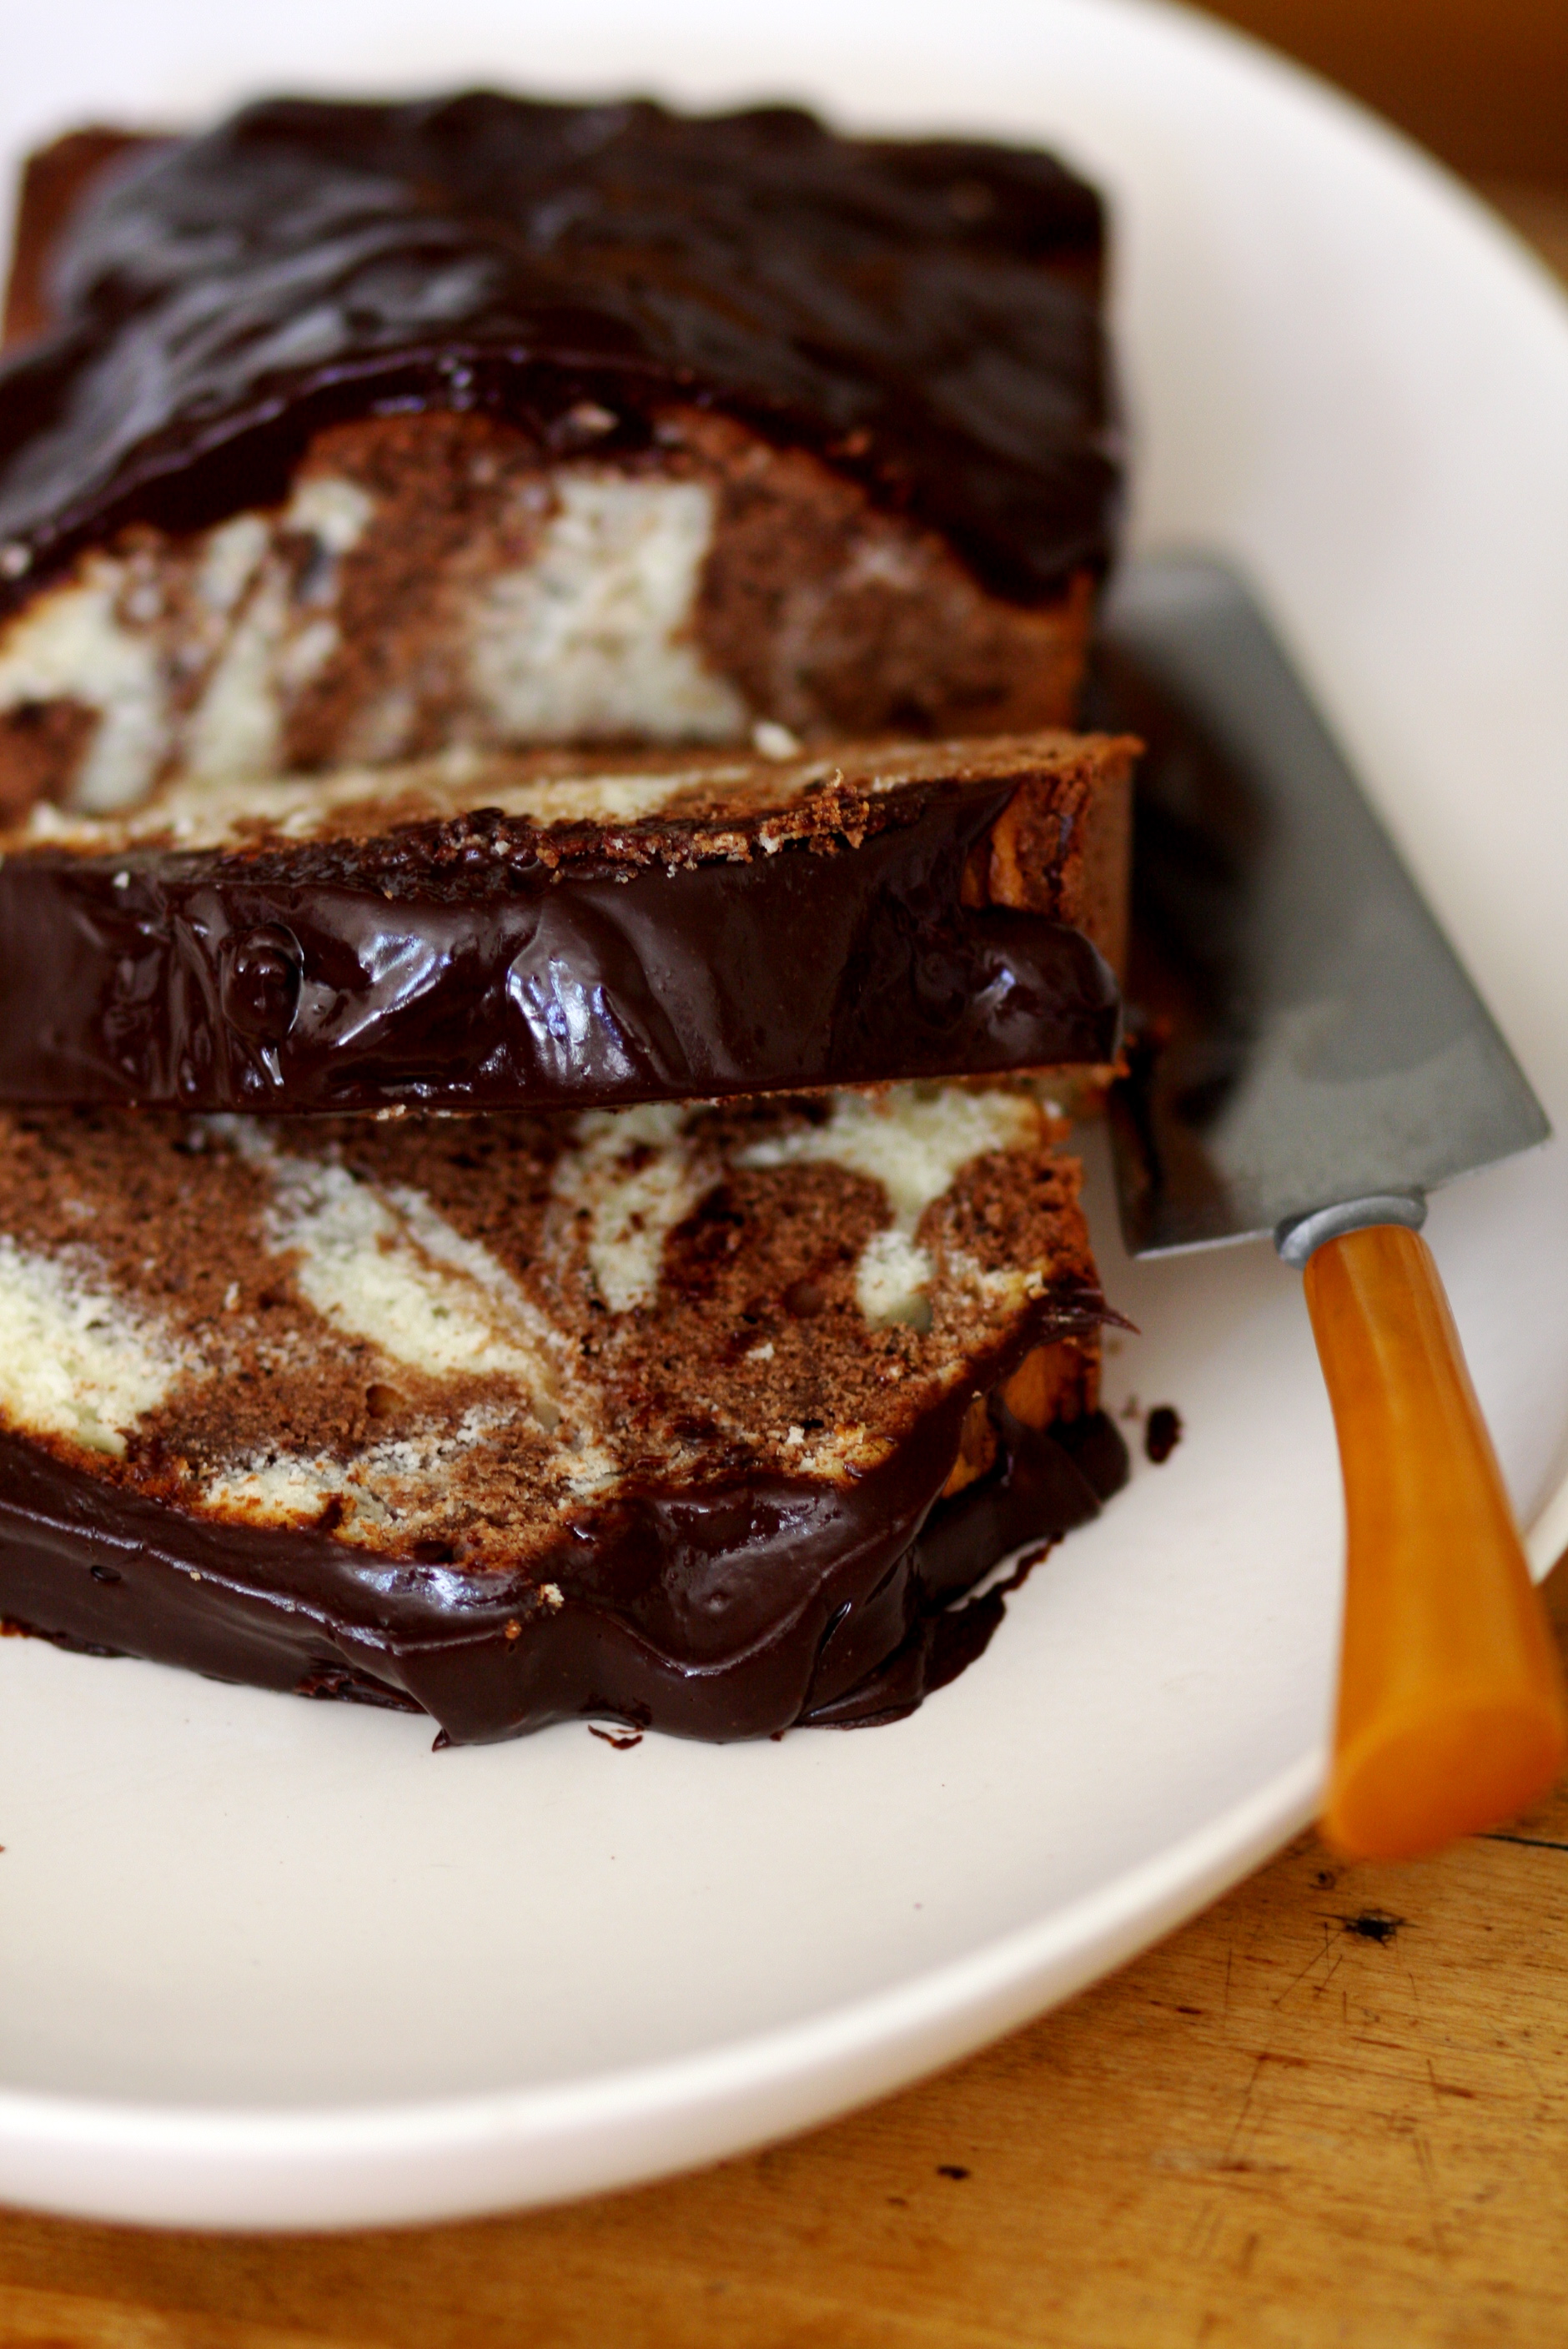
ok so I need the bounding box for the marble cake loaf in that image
[0,93,1118,821]
[0,1087,1126,1743]
[0,728,1133,1111]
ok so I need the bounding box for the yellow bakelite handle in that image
[1304,1223,1567,1862]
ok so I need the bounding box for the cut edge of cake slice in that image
[0,1084,1127,1742]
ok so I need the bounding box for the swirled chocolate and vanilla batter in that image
[0,1087,1125,1741]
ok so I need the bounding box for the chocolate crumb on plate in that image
[1144,1405,1183,1464]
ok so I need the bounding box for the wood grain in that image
[1185,0,1568,184]
[2,91,1566,2349]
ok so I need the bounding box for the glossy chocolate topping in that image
[0,777,1120,1111]
[0,91,1117,611]
[0,1394,1128,1743]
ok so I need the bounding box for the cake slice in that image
[0,93,1118,818]
[0,727,1133,1112]
[0,1086,1125,1742]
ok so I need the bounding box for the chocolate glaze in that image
[0,92,1117,611]
[0,782,1119,1110]
[0,1390,1128,1743]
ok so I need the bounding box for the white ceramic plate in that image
[3,0,1567,2234]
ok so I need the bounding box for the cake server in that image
[1096,556,1565,1862]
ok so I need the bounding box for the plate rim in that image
[0,1753,1321,2227]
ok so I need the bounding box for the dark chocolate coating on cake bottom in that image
[0,1400,1127,1743]
[0,787,1118,1111]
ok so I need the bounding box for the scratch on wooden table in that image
[1219,2051,1269,2166]
[1271,1922,1337,2007]
[1410,2125,1452,2266]
[1182,2195,1225,2266]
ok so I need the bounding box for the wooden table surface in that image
[3,133,1567,2349]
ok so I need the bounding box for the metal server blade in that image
[1094,556,1549,1259]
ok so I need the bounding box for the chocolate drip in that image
[0,783,1119,1110]
[0,1394,1127,1745]
[798,1400,1122,1728]
[0,92,1117,609]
